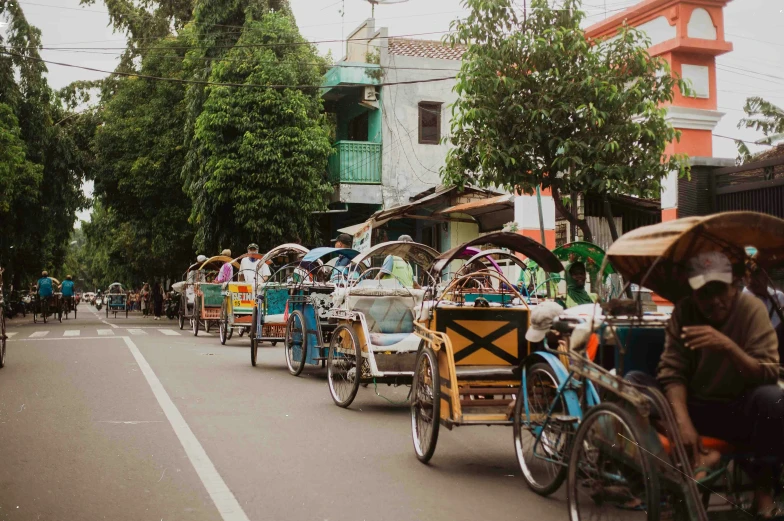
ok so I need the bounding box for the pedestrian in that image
[140,282,151,317]
[152,282,164,320]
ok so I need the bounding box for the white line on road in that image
[158,329,180,336]
[98,329,115,336]
[126,329,147,336]
[5,332,16,338]
[122,336,250,521]
[64,330,80,337]
[29,331,49,338]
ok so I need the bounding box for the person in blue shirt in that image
[329,233,355,283]
[60,275,75,311]
[36,271,53,299]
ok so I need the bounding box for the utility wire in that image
[0,48,457,89]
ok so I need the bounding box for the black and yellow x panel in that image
[434,307,529,366]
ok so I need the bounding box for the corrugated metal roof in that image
[388,38,465,61]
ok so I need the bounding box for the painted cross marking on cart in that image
[445,321,520,364]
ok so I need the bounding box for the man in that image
[240,243,270,285]
[378,234,418,288]
[36,270,53,300]
[60,275,75,311]
[329,233,355,282]
[628,252,783,517]
[214,249,234,283]
[564,261,598,308]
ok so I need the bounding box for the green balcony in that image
[328,141,382,184]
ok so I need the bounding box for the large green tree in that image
[183,4,332,252]
[443,0,689,242]
[91,38,195,283]
[735,97,784,163]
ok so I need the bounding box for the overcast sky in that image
[13,0,784,221]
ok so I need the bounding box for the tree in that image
[183,5,333,252]
[91,38,195,283]
[442,0,690,242]
[735,97,784,164]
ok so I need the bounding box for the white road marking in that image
[158,329,180,336]
[5,332,16,338]
[96,420,163,424]
[122,336,250,521]
[63,330,80,337]
[97,329,115,336]
[29,331,49,338]
[126,329,147,336]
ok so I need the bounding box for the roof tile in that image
[388,38,465,60]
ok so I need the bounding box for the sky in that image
[12,0,784,222]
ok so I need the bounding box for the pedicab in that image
[33,277,62,324]
[250,244,310,365]
[325,240,440,407]
[192,256,239,336]
[173,261,205,330]
[547,212,784,521]
[105,282,129,319]
[410,232,564,463]
[283,247,360,377]
[218,252,264,344]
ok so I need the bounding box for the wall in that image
[378,52,462,208]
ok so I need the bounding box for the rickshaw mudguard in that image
[522,352,586,419]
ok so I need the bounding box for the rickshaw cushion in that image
[433,307,529,366]
[263,314,286,325]
[454,365,522,381]
[369,332,412,347]
[201,284,223,307]
[264,288,289,316]
[657,434,736,455]
[348,295,416,334]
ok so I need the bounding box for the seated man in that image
[564,261,598,308]
[627,252,784,518]
[214,249,234,284]
[377,234,419,288]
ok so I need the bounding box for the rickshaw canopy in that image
[258,244,309,266]
[462,248,528,273]
[606,211,784,303]
[431,232,564,276]
[553,241,616,278]
[199,255,240,271]
[350,241,439,269]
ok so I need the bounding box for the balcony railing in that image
[328,141,382,184]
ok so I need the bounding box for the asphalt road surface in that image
[0,304,568,521]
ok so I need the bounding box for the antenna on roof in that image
[366,0,408,18]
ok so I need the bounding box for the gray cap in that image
[398,234,414,242]
[525,301,565,343]
[687,251,733,290]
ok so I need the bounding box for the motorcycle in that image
[165,291,180,320]
[3,291,25,319]
[94,295,103,311]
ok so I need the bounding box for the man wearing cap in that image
[627,251,784,517]
[378,234,418,288]
[240,243,270,285]
[329,233,354,282]
[524,301,566,347]
[214,249,234,284]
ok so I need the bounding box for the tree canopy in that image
[442,0,690,241]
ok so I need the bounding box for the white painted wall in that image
[379,52,462,208]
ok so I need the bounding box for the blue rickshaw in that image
[284,247,360,377]
[250,244,310,365]
[105,282,129,319]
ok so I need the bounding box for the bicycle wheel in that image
[327,325,361,408]
[284,310,307,376]
[219,302,228,345]
[74,301,77,319]
[192,301,200,337]
[42,299,48,324]
[514,362,571,496]
[411,346,440,463]
[567,402,660,521]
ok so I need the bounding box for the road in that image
[0,305,568,521]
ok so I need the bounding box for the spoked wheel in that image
[105,305,108,318]
[178,311,185,330]
[327,325,361,408]
[192,302,200,337]
[219,302,229,345]
[74,303,77,319]
[58,304,63,323]
[227,325,233,340]
[514,363,570,496]
[411,346,440,463]
[205,321,212,333]
[42,300,48,324]
[238,328,245,337]
[284,310,307,376]
[567,402,660,521]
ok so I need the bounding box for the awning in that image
[438,194,515,232]
[337,222,369,235]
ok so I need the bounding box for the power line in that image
[713,133,774,147]
[726,32,784,49]
[0,49,457,89]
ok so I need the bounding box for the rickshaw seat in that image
[454,365,522,381]
[369,332,412,347]
[657,434,736,455]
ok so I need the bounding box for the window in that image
[418,102,442,145]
